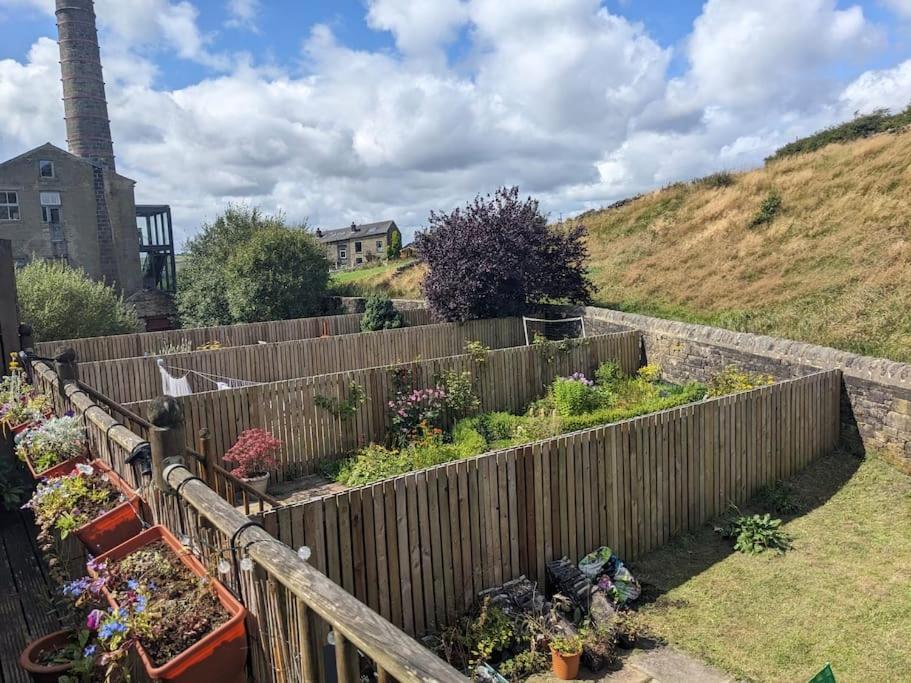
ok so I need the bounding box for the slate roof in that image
[316,220,396,243]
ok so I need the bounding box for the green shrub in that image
[386,230,402,260]
[439,370,480,417]
[497,650,548,681]
[715,511,792,555]
[594,361,622,387]
[636,363,662,383]
[16,261,141,342]
[696,171,736,188]
[748,190,782,229]
[452,419,489,455]
[707,366,774,397]
[360,294,405,331]
[552,376,602,416]
[559,382,707,432]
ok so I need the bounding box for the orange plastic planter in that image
[24,451,89,480]
[551,647,582,680]
[92,525,248,683]
[73,460,143,555]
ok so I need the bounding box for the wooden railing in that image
[35,308,434,362]
[30,358,467,683]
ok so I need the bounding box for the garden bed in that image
[329,363,765,487]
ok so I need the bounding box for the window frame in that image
[338,247,347,260]
[0,191,20,221]
[42,206,62,224]
[354,241,362,253]
[39,160,55,179]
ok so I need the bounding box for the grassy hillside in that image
[367,129,911,363]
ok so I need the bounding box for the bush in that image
[748,190,782,229]
[715,511,791,555]
[415,186,594,321]
[552,374,602,416]
[386,230,402,260]
[707,366,774,398]
[439,370,480,417]
[225,227,329,323]
[360,294,405,331]
[223,428,281,478]
[696,171,736,188]
[16,261,141,342]
[636,363,662,383]
[595,361,622,388]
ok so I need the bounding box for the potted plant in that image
[550,633,584,680]
[25,460,143,556]
[19,626,99,683]
[223,428,280,495]
[87,525,247,683]
[16,415,88,479]
[1,373,50,435]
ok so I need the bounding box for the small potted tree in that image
[223,428,281,495]
[550,632,584,680]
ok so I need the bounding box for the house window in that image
[376,240,383,250]
[356,257,363,264]
[42,206,61,224]
[338,247,347,260]
[354,241,362,253]
[0,191,19,220]
[39,160,55,178]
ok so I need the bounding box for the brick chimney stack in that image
[56,0,116,171]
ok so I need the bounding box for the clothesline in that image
[156,358,262,397]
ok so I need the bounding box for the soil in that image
[107,542,229,665]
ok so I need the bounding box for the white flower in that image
[75,462,94,476]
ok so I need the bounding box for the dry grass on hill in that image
[363,130,911,362]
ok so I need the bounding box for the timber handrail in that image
[165,462,467,683]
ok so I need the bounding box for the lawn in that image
[630,451,911,683]
[330,260,413,285]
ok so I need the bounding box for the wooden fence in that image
[129,332,642,480]
[77,317,528,405]
[35,308,433,363]
[261,370,842,636]
[30,360,467,683]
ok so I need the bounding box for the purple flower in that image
[86,609,105,631]
[83,645,97,657]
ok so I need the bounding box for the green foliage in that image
[767,106,911,161]
[314,381,367,419]
[225,227,329,323]
[16,261,140,342]
[696,171,736,188]
[532,332,587,363]
[360,294,405,331]
[558,382,707,432]
[439,370,480,417]
[707,366,774,398]
[497,650,548,681]
[0,460,26,511]
[594,361,622,387]
[552,376,602,416]
[335,433,472,486]
[440,599,517,669]
[716,511,792,555]
[464,340,491,364]
[550,633,584,655]
[636,363,662,383]
[749,190,782,228]
[386,230,402,260]
[756,481,802,515]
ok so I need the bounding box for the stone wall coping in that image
[579,306,911,391]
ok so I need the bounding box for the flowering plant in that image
[24,462,128,541]
[0,372,48,429]
[16,415,86,473]
[223,428,280,478]
[388,386,448,445]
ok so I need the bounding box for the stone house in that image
[316,220,401,268]
[0,142,141,294]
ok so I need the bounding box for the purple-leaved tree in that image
[415,187,594,321]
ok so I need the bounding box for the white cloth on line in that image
[157,359,193,397]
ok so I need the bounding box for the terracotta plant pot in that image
[18,628,76,683]
[23,450,89,480]
[73,460,143,555]
[242,472,269,496]
[551,647,582,681]
[91,525,248,683]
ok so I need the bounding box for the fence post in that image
[54,347,78,407]
[147,396,187,492]
[198,428,217,488]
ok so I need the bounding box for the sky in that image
[1,1,911,247]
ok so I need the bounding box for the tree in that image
[177,205,286,327]
[16,261,141,341]
[225,227,330,323]
[415,186,594,321]
[360,294,405,331]
[386,230,402,260]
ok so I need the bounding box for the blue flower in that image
[134,595,147,614]
[98,620,127,640]
[127,579,139,591]
[83,645,97,657]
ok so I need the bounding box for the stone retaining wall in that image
[573,306,911,472]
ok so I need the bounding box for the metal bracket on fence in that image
[126,442,153,479]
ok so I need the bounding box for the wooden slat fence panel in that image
[78,317,529,405]
[35,309,434,363]
[263,370,841,637]
[130,332,640,480]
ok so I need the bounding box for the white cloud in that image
[1,0,911,246]
[226,0,260,30]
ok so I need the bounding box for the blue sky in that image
[1,0,911,244]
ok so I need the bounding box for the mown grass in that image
[630,451,911,683]
[330,260,412,285]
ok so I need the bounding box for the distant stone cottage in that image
[316,220,401,269]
